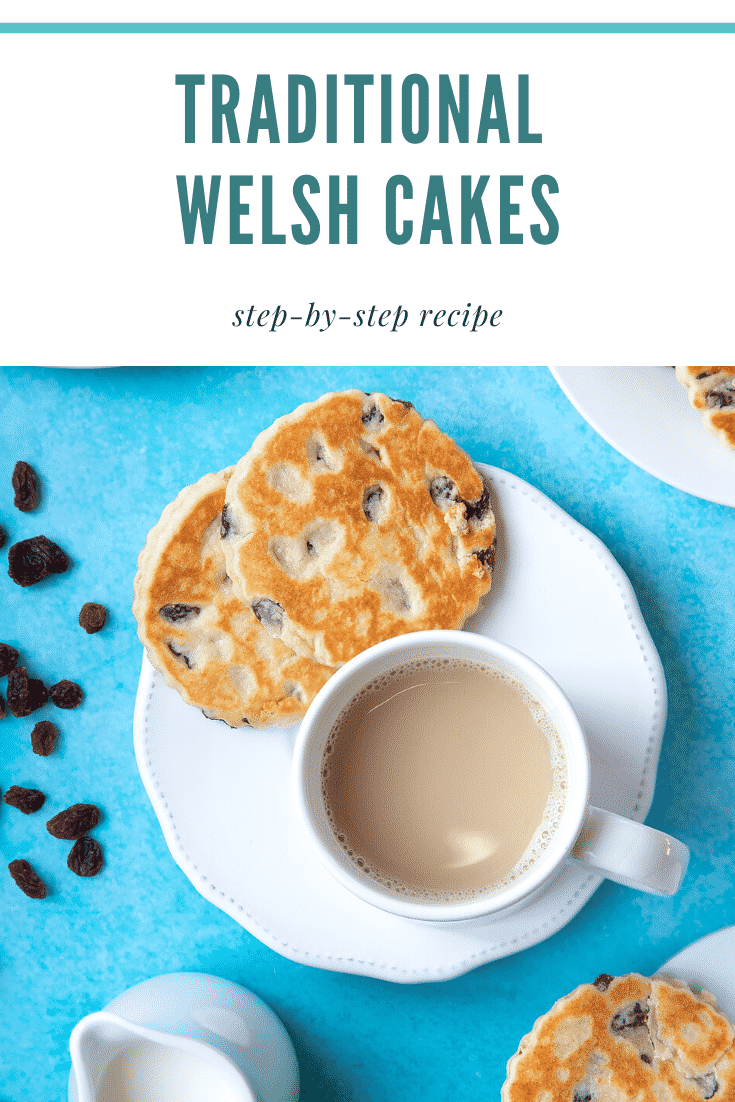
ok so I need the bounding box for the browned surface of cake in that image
[675,367,735,449]
[133,469,333,728]
[222,391,496,668]
[502,973,735,1102]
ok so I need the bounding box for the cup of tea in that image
[292,631,689,923]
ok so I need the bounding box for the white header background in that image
[1,31,733,365]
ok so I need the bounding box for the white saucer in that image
[550,367,735,508]
[134,464,667,984]
[657,926,735,1022]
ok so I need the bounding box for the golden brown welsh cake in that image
[133,469,334,728]
[221,391,497,668]
[502,973,735,1102]
[675,367,735,450]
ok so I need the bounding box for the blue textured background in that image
[1,365,733,1102]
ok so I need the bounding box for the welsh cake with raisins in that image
[220,391,497,668]
[133,469,334,728]
[502,972,735,1102]
[675,367,735,449]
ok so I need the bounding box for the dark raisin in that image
[48,680,83,709]
[0,691,4,719]
[361,401,385,428]
[46,803,101,840]
[31,720,58,756]
[78,603,107,634]
[7,666,48,717]
[641,1054,652,1065]
[707,388,735,409]
[0,525,6,549]
[252,599,284,634]
[572,1091,593,1102]
[12,461,39,513]
[67,836,104,877]
[693,1073,719,1098]
[0,643,20,678]
[474,540,497,572]
[697,371,715,379]
[159,603,200,623]
[167,642,192,668]
[464,486,491,522]
[610,1002,648,1033]
[429,476,459,509]
[8,859,47,899]
[8,536,70,587]
[362,485,385,522]
[3,786,45,814]
[593,974,615,991]
[220,504,238,539]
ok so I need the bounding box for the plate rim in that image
[550,366,735,508]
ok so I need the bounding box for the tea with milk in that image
[321,660,567,901]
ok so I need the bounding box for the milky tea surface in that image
[322,660,568,901]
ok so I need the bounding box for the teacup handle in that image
[570,805,689,896]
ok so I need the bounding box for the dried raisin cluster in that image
[3,463,108,897]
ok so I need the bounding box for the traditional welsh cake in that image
[502,972,735,1102]
[675,367,735,450]
[221,391,497,668]
[133,469,334,728]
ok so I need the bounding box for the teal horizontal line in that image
[1,22,735,33]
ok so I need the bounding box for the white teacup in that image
[293,631,689,924]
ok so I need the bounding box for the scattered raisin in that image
[67,836,104,877]
[0,525,6,549]
[46,803,101,840]
[4,786,46,814]
[220,503,236,539]
[0,643,20,678]
[362,485,385,522]
[166,642,192,668]
[641,1054,653,1065]
[0,691,4,719]
[78,603,107,634]
[429,476,459,509]
[48,680,83,709]
[252,598,284,633]
[593,974,615,992]
[159,604,200,623]
[31,720,58,756]
[8,536,70,587]
[7,666,48,717]
[8,859,47,899]
[361,401,385,428]
[12,462,39,513]
[610,1002,648,1033]
[464,486,491,522]
[474,542,496,572]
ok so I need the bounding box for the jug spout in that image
[70,1011,257,1102]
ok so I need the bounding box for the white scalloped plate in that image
[134,464,667,983]
[550,367,735,508]
[657,926,735,1022]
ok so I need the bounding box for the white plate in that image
[550,367,735,508]
[657,926,735,1022]
[134,464,667,984]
